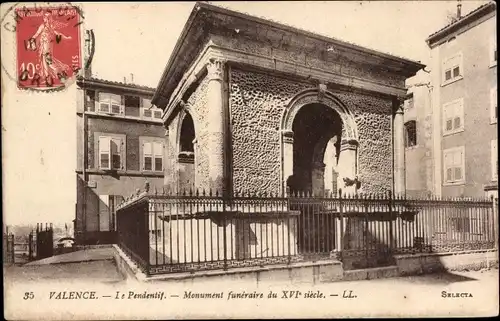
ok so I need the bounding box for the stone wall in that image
[165,113,179,189]
[229,67,310,194]
[334,92,393,194]
[165,77,211,192]
[228,67,393,194]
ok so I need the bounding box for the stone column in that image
[163,125,172,189]
[282,130,294,196]
[393,103,405,197]
[337,140,358,196]
[206,58,226,194]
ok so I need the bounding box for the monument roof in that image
[153,2,425,107]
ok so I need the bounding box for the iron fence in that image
[116,188,498,275]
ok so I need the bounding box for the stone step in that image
[342,265,400,281]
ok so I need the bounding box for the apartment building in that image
[422,1,497,199]
[404,80,434,198]
[75,76,166,245]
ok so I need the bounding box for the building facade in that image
[404,80,434,198]
[75,77,165,245]
[425,1,497,198]
[152,3,424,198]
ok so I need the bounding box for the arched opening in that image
[180,113,195,153]
[178,112,196,191]
[288,103,342,196]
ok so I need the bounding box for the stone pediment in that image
[153,3,425,109]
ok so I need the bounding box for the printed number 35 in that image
[23,292,34,300]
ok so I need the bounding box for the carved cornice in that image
[163,44,410,126]
[153,3,424,109]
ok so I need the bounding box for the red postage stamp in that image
[15,6,82,90]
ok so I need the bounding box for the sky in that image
[1,1,490,226]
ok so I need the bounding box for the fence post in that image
[338,188,344,258]
[10,234,15,264]
[223,195,228,271]
[493,196,498,250]
[388,191,393,251]
[28,232,32,261]
[145,200,151,276]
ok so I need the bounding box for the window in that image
[124,95,140,118]
[404,120,417,148]
[98,135,125,170]
[85,90,96,112]
[492,140,498,181]
[490,37,497,67]
[141,138,164,172]
[405,93,414,110]
[153,110,162,119]
[98,92,122,115]
[491,87,497,124]
[442,98,464,135]
[443,146,465,184]
[143,108,152,118]
[142,106,162,120]
[442,53,463,85]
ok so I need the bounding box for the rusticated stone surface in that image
[229,68,310,194]
[334,92,393,194]
[229,67,393,194]
[186,77,210,191]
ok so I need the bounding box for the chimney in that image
[123,76,127,84]
[130,73,134,84]
[457,0,462,19]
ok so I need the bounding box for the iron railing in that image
[116,188,498,275]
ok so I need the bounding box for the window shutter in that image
[445,70,451,81]
[110,138,122,169]
[143,142,152,170]
[454,149,463,181]
[99,136,111,169]
[456,100,463,129]
[110,94,121,114]
[153,142,163,171]
[121,139,125,170]
[153,142,163,156]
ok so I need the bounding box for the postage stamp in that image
[15,5,82,90]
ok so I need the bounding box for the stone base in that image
[149,214,299,265]
[113,245,498,284]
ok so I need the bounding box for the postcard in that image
[2,1,498,319]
